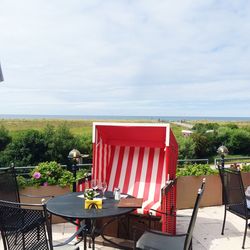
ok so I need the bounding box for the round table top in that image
[46,191,135,220]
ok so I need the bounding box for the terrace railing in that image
[2,163,92,178]
[178,158,209,166]
[1,158,215,178]
[214,157,250,167]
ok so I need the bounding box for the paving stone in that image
[0,205,249,250]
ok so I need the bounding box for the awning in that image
[93,122,170,148]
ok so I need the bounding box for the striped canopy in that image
[92,122,178,215]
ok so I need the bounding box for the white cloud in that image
[0,0,250,117]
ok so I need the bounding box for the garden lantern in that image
[68,149,82,192]
[217,145,229,169]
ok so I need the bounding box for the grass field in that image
[1,118,249,138]
[0,119,92,136]
[191,120,250,128]
[0,118,161,137]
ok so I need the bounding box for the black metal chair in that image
[134,178,206,250]
[0,165,58,248]
[0,166,21,202]
[0,199,85,250]
[0,166,52,202]
[218,166,250,249]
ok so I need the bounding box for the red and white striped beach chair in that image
[92,122,178,234]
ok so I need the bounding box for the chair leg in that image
[84,233,87,250]
[92,236,95,250]
[188,238,193,250]
[221,206,227,235]
[133,228,137,250]
[242,219,248,249]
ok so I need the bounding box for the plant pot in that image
[84,198,102,209]
[177,175,222,209]
[241,172,250,188]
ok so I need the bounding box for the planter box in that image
[241,172,250,188]
[20,185,71,224]
[177,175,222,209]
[176,172,250,210]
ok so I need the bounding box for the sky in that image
[0,0,250,117]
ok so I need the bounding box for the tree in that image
[0,125,11,151]
[79,134,92,159]
[178,137,196,159]
[192,123,219,133]
[228,129,250,155]
[43,124,80,164]
[216,127,233,147]
[225,123,238,129]
[191,133,210,158]
[3,130,46,167]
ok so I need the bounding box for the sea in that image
[0,114,250,122]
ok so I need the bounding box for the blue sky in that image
[0,0,250,117]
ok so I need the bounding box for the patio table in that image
[46,191,135,250]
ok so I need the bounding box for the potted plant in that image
[84,188,102,209]
[16,161,77,223]
[84,188,98,200]
[18,161,74,203]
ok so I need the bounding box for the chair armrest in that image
[147,229,187,237]
[149,209,191,218]
[20,194,54,204]
[20,193,54,199]
[53,224,86,247]
[161,178,177,195]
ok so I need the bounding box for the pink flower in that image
[43,182,48,186]
[33,172,41,179]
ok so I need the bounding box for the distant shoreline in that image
[0,114,250,122]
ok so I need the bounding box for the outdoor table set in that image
[46,191,138,250]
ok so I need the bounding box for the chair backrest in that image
[0,167,20,202]
[218,167,247,207]
[184,178,206,250]
[161,178,177,234]
[0,199,52,250]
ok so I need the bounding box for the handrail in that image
[178,159,209,165]
[214,157,250,166]
[1,158,214,175]
[0,163,93,177]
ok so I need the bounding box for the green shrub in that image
[76,168,91,181]
[178,137,195,159]
[176,164,218,177]
[3,129,47,167]
[242,164,250,172]
[16,175,33,189]
[17,162,91,189]
[30,161,74,187]
[192,123,219,133]
[43,124,81,164]
[0,125,11,151]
